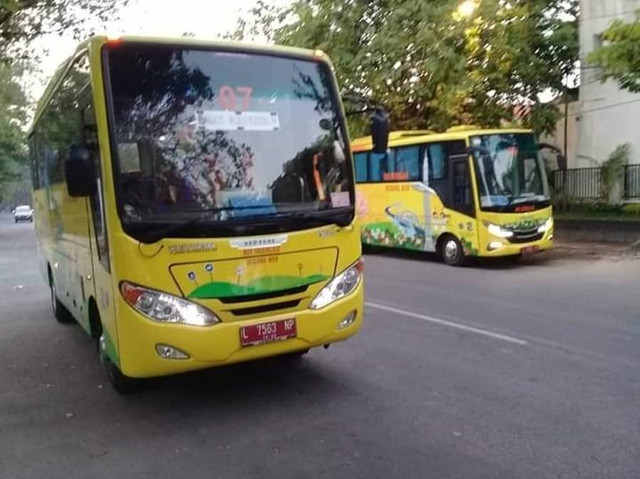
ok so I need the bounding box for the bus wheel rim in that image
[51,282,57,313]
[445,239,458,260]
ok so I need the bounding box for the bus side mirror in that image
[537,143,567,170]
[371,107,390,154]
[65,145,96,197]
[555,154,567,170]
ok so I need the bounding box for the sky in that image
[28,0,290,100]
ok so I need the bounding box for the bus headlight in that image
[310,259,363,310]
[120,282,220,326]
[484,221,514,239]
[538,217,553,233]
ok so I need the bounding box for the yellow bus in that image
[352,127,553,266]
[29,36,372,393]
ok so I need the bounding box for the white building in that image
[576,0,640,167]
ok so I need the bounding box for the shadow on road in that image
[142,354,337,398]
[363,244,555,270]
[55,316,344,408]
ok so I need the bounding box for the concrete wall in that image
[577,0,640,167]
[540,101,580,169]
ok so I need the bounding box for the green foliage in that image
[0,62,27,198]
[1,162,31,204]
[0,1,131,199]
[0,0,129,61]
[230,0,578,137]
[465,0,578,134]
[588,12,640,93]
[622,203,640,216]
[600,143,630,200]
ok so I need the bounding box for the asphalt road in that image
[1,216,639,479]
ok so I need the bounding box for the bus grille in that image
[218,285,309,304]
[508,230,544,244]
[229,300,302,317]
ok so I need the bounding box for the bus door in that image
[425,140,473,217]
[449,153,475,218]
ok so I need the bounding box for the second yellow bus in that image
[352,127,553,265]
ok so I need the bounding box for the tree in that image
[230,0,578,136]
[0,62,27,199]
[0,0,129,61]
[600,143,630,204]
[588,12,640,94]
[1,1,131,201]
[463,0,579,134]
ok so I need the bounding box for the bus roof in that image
[351,126,534,152]
[29,35,331,135]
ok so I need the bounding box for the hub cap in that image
[444,239,459,260]
[50,282,57,313]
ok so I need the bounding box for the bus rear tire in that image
[440,235,465,267]
[49,272,74,324]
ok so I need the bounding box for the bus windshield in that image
[105,44,353,235]
[470,133,549,211]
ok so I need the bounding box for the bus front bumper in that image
[116,282,364,378]
[480,235,553,257]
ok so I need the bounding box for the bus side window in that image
[426,143,448,181]
[37,54,91,195]
[82,102,109,270]
[34,130,48,189]
[394,146,421,181]
[68,53,110,271]
[354,152,368,182]
[369,152,390,182]
[29,136,39,189]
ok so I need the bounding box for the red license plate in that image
[521,245,540,255]
[240,319,297,347]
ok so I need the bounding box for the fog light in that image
[549,234,554,240]
[337,311,357,330]
[155,344,189,360]
[488,241,503,251]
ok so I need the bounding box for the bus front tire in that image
[104,359,139,395]
[440,235,465,267]
[100,344,139,395]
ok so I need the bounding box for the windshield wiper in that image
[282,208,353,227]
[132,206,353,244]
[133,205,275,244]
